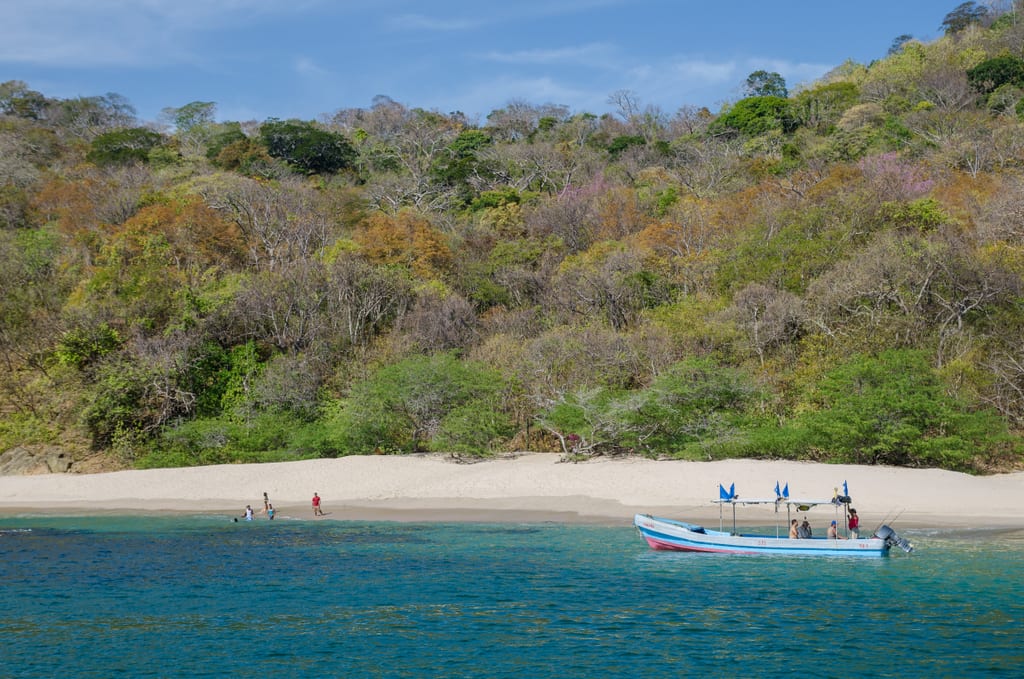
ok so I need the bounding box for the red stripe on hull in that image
[643,535,756,554]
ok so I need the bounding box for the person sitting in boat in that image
[797,519,812,539]
[848,508,860,538]
[827,520,845,539]
[789,519,799,539]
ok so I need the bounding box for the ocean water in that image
[1,516,1022,678]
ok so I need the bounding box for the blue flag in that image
[774,481,781,497]
[719,483,736,500]
[843,480,849,496]
[730,483,735,499]
[783,483,789,499]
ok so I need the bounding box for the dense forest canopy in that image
[4,1,1024,473]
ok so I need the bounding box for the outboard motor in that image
[875,524,914,553]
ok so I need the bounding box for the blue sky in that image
[1,0,954,125]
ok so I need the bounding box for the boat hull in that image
[634,514,890,557]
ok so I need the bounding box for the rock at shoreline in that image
[0,445,73,475]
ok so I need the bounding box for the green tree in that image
[744,70,788,98]
[206,123,248,160]
[86,127,163,165]
[431,128,492,202]
[966,55,1024,95]
[940,1,989,34]
[0,80,51,119]
[259,119,356,174]
[709,96,796,137]
[161,101,216,132]
[888,34,914,55]
[161,101,217,156]
[53,93,137,140]
[607,134,646,158]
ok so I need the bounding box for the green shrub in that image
[139,413,332,467]
[326,353,510,455]
[0,413,58,449]
[55,323,123,370]
[793,349,1011,471]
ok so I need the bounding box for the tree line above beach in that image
[3,3,1024,473]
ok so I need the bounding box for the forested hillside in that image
[4,3,1024,472]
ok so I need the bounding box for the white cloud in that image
[740,58,836,90]
[387,13,480,31]
[0,0,325,67]
[482,43,615,66]
[666,59,738,84]
[294,56,330,78]
[494,0,628,21]
[421,75,596,117]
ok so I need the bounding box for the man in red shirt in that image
[312,492,324,517]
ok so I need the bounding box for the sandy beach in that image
[1,453,1022,529]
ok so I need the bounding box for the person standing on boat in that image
[848,508,860,538]
[789,519,799,539]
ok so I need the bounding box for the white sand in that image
[1,453,1022,529]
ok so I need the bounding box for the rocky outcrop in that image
[0,445,73,475]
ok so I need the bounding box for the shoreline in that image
[1,453,1023,530]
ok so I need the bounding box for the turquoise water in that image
[1,516,1022,678]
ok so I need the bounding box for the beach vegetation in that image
[538,357,760,458]
[794,349,1015,470]
[5,4,1024,473]
[325,353,513,456]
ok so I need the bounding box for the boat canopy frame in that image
[711,496,852,537]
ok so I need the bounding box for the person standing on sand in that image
[312,492,324,517]
[263,492,270,514]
